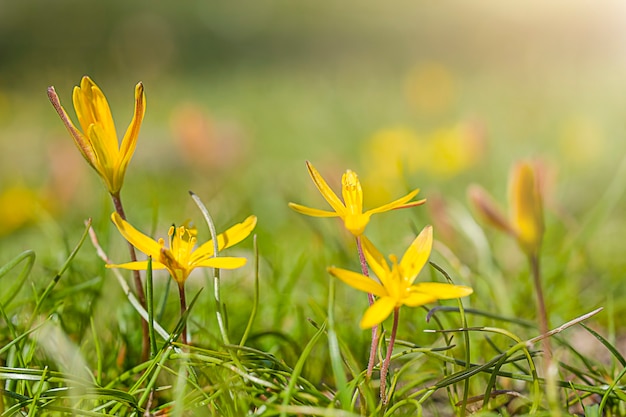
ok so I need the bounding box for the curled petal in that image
[360,297,396,329]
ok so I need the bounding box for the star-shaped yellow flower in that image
[469,161,544,256]
[288,161,426,236]
[107,213,257,285]
[48,76,146,196]
[328,226,473,329]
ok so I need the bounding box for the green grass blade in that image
[580,322,626,367]
[279,321,327,416]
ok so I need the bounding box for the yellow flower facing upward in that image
[48,76,146,195]
[107,213,257,285]
[469,161,544,257]
[288,161,426,236]
[328,226,473,329]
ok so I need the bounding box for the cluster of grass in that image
[2,67,626,417]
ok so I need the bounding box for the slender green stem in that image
[111,192,149,361]
[380,307,399,406]
[146,257,158,357]
[529,254,551,365]
[356,236,379,379]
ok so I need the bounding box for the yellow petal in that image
[509,162,544,256]
[365,188,425,216]
[361,236,392,288]
[288,203,340,218]
[402,292,438,307]
[192,215,257,262]
[194,256,248,270]
[218,215,257,250]
[341,170,363,215]
[400,225,433,285]
[409,282,473,302]
[106,261,167,271]
[118,82,145,183]
[305,161,346,215]
[111,212,162,258]
[88,124,118,192]
[73,77,118,152]
[360,297,396,329]
[327,266,387,297]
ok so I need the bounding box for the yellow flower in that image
[328,226,473,329]
[468,161,544,256]
[288,161,425,236]
[107,213,257,285]
[47,76,146,195]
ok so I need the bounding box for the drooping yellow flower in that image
[288,161,425,236]
[107,213,257,285]
[328,226,473,329]
[47,76,145,195]
[468,161,544,256]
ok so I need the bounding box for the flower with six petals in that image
[107,212,257,285]
[288,161,425,236]
[328,225,473,328]
[48,76,146,195]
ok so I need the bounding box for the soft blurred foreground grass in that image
[2,59,626,415]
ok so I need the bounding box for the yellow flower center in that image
[157,225,198,284]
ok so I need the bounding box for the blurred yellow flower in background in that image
[47,76,146,196]
[362,122,485,205]
[288,161,425,236]
[469,161,544,257]
[328,226,473,329]
[0,186,45,236]
[107,213,257,285]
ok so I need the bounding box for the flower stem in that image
[177,282,188,345]
[380,307,399,407]
[356,236,379,379]
[530,253,551,367]
[111,193,149,361]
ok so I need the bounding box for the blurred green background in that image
[2,0,626,343]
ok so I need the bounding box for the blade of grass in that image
[29,219,92,326]
[279,321,327,416]
[239,235,259,347]
[580,322,626,367]
[327,276,350,410]
[0,250,35,307]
